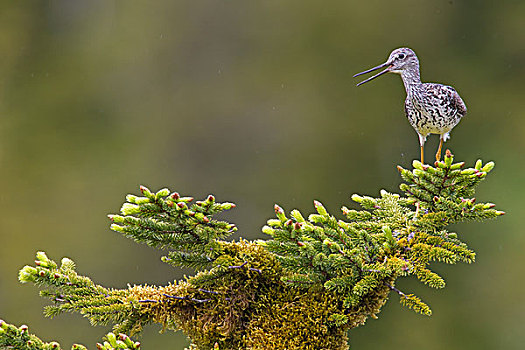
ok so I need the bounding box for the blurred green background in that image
[1,1,523,349]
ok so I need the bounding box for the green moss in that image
[128,241,392,350]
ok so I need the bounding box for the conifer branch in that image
[0,319,139,350]
[108,188,237,270]
[262,150,503,316]
[18,252,147,334]
[2,151,504,349]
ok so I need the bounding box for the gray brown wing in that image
[449,87,467,117]
[421,83,467,119]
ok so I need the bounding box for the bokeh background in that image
[1,1,524,349]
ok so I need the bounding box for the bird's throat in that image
[400,68,421,93]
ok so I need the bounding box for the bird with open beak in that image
[354,48,467,164]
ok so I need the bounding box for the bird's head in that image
[354,47,419,86]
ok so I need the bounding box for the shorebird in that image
[353,48,467,163]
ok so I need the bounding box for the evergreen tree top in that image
[3,151,504,350]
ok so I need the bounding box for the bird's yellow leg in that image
[435,138,443,162]
[420,146,424,164]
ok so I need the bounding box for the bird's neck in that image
[400,66,421,95]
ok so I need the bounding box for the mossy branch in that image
[2,151,504,350]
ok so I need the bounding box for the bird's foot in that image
[435,138,444,161]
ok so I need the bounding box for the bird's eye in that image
[398,54,405,59]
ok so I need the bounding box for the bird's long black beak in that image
[353,61,392,87]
